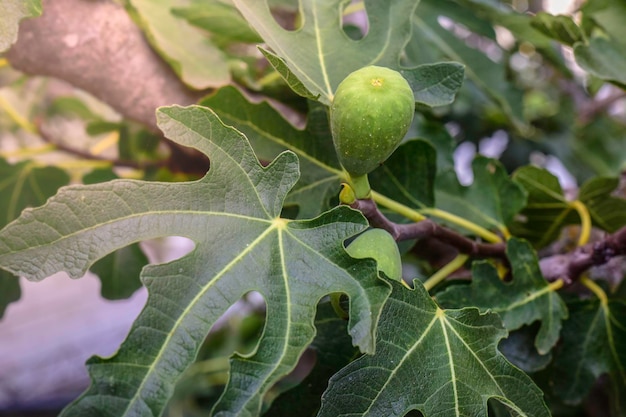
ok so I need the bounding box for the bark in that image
[6,0,203,132]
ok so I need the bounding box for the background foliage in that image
[1,0,625,416]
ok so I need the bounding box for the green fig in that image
[330,66,415,179]
[345,228,402,281]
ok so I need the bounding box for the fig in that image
[345,228,402,281]
[330,66,414,181]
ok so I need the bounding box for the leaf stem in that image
[423,254,469,291]
[580,276,608,306]
[371,190,425,222]
[0,144,57,159]
[0,95,36,133]
[570,200,591,246]
[420,207,502,243]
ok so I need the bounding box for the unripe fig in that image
[330,66,415,178]
[346,228,402,281]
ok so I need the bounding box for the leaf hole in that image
[269,3,303,31]
[342,0,369,40]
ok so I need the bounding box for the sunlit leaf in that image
[318,280,551,417]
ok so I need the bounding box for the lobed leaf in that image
[0,106,390,417]
[318,280,551,417]
[437,238,568,354]
[199,86,342,218]
[232,0,420,104]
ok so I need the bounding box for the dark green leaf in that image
[511,166,578,248]
[267,301,358,416]
[0,106,390,417]
[233,0,420,104]
[531,12,584,46]
[437,238,568,354]
[368,140,437,209]
[318,280,551,417]
[0,0,42,52]
[0,158,70,317]
[90,243,147,300]
[551,299,626,410]
[200,85,342,218]
[579,176,626,232]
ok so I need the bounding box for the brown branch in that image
[539,226,626,284]
[6,0,203,132]
[349,198,506,259]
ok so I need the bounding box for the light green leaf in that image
[172,0,262,45]
[127,0,230,89]
[552,299,626,410]
[259,48,321,100]
[401,62,465,107]
[200,85,343,218]
[318,280,551,417]
[437,238,568,354]
[232,0,420,104]
[0,106,390,416]
[575,37,626,89]
[0,0,42,52]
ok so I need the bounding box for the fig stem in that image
[348,173,372,199]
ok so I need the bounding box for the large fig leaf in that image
[0,158,70,318]
[232,0,420,104]
[0,106,390,417]
[199,86,343,218]
[551,299,626,411]
[318,280,550,417]
[0,0,41,52]
[436,238,568,354]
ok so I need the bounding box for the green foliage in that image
[319,280,551,417]
[2,0,626,416]
[0,0,41,52]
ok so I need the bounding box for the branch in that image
[350,198,506,259]
[6,0,203,132]
[539,226,626,284]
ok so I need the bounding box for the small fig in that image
[345,228,402,281]
[330,66,414,178]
